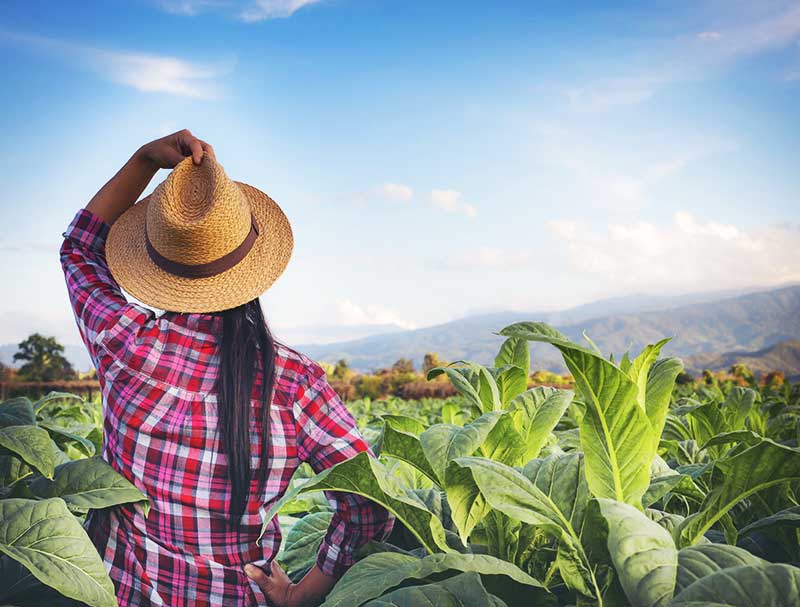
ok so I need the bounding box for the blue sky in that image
[1,0,799,348]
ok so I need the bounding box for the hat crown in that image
[146,156,252,265]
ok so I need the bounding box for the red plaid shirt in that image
[60,208,394,607]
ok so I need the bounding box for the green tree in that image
[422,352,441,373]
[392,358,415,374]
[333,358,352,381]
[13,333,76,381]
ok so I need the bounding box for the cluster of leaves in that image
[0,393,149,607]
[267,322,800,607]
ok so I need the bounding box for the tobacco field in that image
[2,321,800,606]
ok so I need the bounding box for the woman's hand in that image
[85,128,217,225]
[138,128,216,169]
[245,561,297,606]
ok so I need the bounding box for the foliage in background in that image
[0,392,148,607]
[267,322,800,607]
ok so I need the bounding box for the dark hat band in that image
[145,215,260,279]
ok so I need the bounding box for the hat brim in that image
[105,182,294,313]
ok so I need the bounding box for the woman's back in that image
[61,207,393,606]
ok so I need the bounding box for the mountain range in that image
[2,284,799,378]
[294,285,800,375]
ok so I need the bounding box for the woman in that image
[60,129,395,606]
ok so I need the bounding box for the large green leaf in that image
[363,571,507,607]
[451,456,598,599]
[595,498,677,607]
[380,421,438,483]
[0,498,117,607]
[479,413,526,467]
[671,563,800,606]
[739,506,800,538]
[38,422,96,458]
[0,398,35,428]
[522,452,589,534]
[508,388,573,462]
[420,413,503,484]
[721,387,758,431]
[675,439,800,546]
[0,426,57,479]
[279,511,332,574]
[320,552,553,607]
[493,365,528,407]
[494,337,530,378]
[674,544,764,595]
[498,322,655,506]
[627,339,670,411]
[259,451,451,554]
[644,357,683,439]
[28,457,149,516]
[427,366,485,414]
[477,368,502,412]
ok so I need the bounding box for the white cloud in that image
[697,31,723,41]
[440,246,533,271]
[565,76,662,112]
[546,212,800,293]
[2,32,231,99]
[378,183,413,202]
[429,189,477,218]
[335,299,416,329]
[157,0,321,21]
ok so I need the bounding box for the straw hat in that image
[105,154,293,313]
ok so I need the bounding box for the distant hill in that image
[685,339,800,380]
[3,284,798,376]
[295,285,800,373]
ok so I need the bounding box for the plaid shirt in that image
[60,208,394,607]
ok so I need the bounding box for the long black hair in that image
[215,296,276,524]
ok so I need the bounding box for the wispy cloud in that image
[377,183,413,202]
[563,2,800,111]
[1,32,232,98]
[429,189,477,218]
[157,0,321,21]
[335,298,416,329]
[438,246,533,271]
[547,212,800,293]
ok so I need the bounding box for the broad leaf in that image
[380,421,438,483]
[0,498,117,607]
[644,357,683,439]
[367,571,507,607]
[508,388,573,462]
[671,563,800,606]
[494,337,530,378]
[499,322,655,506]
[595,498,677,607]
[628,338,670,412]
[427,366,485,414]
[28,457,149,516]
[675,544,764,595]
[259,451,451,554]
[0,426,57,479]
[0,398,35,428]
[493,365,528,407]
[279,511,333,574]
[320,551,552,607]
[739,506,800,538]
[420,413,503,484]
[451,457,597,599]
[676,439,800,546]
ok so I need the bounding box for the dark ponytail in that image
[216,297,276,524]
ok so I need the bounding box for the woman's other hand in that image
[139,129,216,169]
[245,561,297,607]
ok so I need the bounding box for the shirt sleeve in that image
[60,208,155,370]
[293,365,396,578]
